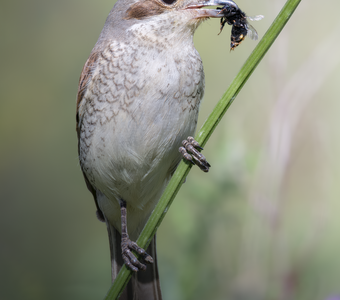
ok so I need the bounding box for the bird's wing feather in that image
[76,50,105,221]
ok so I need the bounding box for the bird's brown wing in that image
[76,51,105,222]
[76,50,99,131]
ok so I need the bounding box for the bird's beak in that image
[186,0,239,18]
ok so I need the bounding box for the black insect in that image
[218,3,263,50]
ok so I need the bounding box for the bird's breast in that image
[79,37,205,210]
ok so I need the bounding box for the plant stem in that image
[105,0,302,298]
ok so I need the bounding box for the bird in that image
[76,0,237,299]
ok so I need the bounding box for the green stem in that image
[105,0,301,298]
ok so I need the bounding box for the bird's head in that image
[98,0,239,44]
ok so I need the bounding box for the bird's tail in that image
[106,221,162,300]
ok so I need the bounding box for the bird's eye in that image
[162,0,177,5]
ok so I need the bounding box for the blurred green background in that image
[1,0,340,299]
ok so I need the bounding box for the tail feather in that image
[106,221,162,300]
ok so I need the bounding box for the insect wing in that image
[247,15,264,22]
[245,14,263,41]
[246,23,259,41]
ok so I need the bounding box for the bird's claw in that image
[121,238,153,272]
[179,136,211,172]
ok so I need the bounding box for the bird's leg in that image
[179,136,211,173]
[120,200,153,272]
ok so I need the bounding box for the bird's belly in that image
[81,93,199,208]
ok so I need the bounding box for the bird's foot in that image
[179,136,211,172]
[121,237,153,272]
